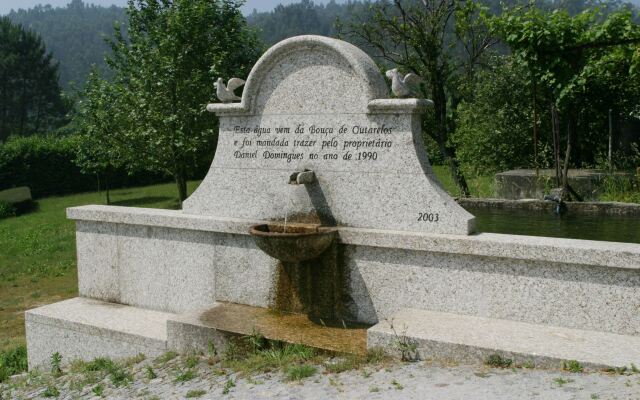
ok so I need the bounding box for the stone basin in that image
[249,224,337,263]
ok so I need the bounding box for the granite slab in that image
[368,308,640,369]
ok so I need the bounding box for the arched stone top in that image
[193,35,475,235]
[207,35,389,116]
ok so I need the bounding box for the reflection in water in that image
[465,207,640,244]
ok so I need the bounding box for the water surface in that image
[465,207,640,244]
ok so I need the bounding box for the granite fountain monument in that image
[26,35,640,369]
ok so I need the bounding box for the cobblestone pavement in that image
[2,353,640,399]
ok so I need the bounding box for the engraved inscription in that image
[230,123,395,163]
[418,212,439,222]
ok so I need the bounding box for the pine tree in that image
[0,17,68,141]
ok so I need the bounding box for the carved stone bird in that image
[214,77,245,103]
[385,68,422,98]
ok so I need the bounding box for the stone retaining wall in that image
[68,205,640,337]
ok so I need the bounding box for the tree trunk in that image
[175,170,188,206]
[532,81,538,176]
[18,75,27,136]
[96,173,101,200]
[608,109,613,172]
[562,119,572,191]
[551,104,562,187]
[105,172,111,205]
[446,151,470,197]
[432,78,470,197]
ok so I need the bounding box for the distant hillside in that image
[7,0,639,89]
[7,0,127,89]
[246,0,373,45]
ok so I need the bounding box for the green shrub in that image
[0,345,28,382]
[0,135,92,198]
[0,135,168,198]
[599,174,640,203]
[453,57,552,177]
[0,201,16,219]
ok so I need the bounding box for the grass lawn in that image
[431,165,495,198]
[0,167,486,353]
[0,181,201,352]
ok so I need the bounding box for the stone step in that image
[26,297,174,368]
[367,308,640,369]
[167,302,369,355]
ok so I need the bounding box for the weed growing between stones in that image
[284,364,317,381]
[42,384,60,397]
[386,319,419,361]
[78,357,114,373]
[174,369,197,383]
[124,353,146,366]
[50,352,63,377]
[145,365,157,379]
[106,363,133,387]
[485,354,513,368]
[186,389,206,398]
[222,378,235,394]
[391,378,404,389]
[553,377,574,386]
[92,384,104,396]
[1,345,384,399]
[184,355,199,369]
[323,347,389,374]
[247,328,267,353]
[366,347,387,364]
[221,335,319,376]
[70,357,132,387]
[602,365,639,375]
[562,360,584,373]
[207,341,216,356]
[324,356,360,373]
[155,351,178,365]
[246,376,264,385]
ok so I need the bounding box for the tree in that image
[74,68,128,204]
[453,56,553,176]
[103,0,260,203]
[490,6,640,195]
[0,17,68,141]
[343,0,496,197]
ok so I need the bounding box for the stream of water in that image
[283,185,293,233]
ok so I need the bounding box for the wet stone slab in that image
[170,302,369,355]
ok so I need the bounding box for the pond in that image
[465,207,640,244]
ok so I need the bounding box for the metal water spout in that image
[289,170,316,185]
